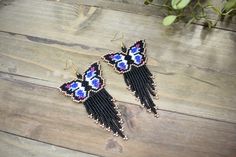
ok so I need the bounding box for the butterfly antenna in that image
[121,42,127,53]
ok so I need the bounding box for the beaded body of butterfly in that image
[59,62,127,139]
[102,40,159,117]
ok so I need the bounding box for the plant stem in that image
[149,3,172,10]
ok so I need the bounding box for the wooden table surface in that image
[0,0,236,157]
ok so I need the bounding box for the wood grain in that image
[0,73,236,157]
[0,131,98,157]
[57,0,236,31]
[0,0,236,156]
[0,7,235,123]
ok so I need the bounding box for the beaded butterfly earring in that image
[102,40,159,117]
[59,61,128,140]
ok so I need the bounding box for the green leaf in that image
[177,0,191,9]
[171,0,190,9]
[171,0,181,9]
[223,0,236,12]
[162,15,177,26]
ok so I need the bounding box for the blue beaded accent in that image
[131,47,138,53]
[75,89,85,98]
[71,82,78,88]
[85,70,96,79]
[112,54,123,61]
[117,61,128,70]
[134,54,142,64]
[92,78,100,88]
[60,62,104,102]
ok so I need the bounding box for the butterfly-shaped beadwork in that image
[59,62,127,139]
[102,40,159,117]
[59,62,104,102]
[102,40,146,73]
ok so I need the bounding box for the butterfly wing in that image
[59,80,89,102]
[59,62,104,102]
[103,52,131,73]
[127,40,146,67]
[83,62,104,92]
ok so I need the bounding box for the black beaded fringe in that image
[84,88,127,139]
[123,65,159,117]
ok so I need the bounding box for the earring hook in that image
[111,32,124,42]
[64,59,80,76]
[111,32,127,53]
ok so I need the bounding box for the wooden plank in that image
[0,26,236,123]
[0,131,98,157]
[0,0,235,49]
[56,0,236,31]
[0,73,236,157]
[0,0,235,156]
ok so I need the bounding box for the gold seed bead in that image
[123,136,128,140]
[154,113,160,118]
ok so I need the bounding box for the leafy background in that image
[144,0,236,28]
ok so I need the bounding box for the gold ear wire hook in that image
[121,42,125,48]
[64,59,79,75]
[71,62,79,75]
[111,32,118,42]
[64,59,69,70]
[110,32,126,52]
[111,32,124,42]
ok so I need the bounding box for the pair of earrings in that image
[59,40,158,140]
